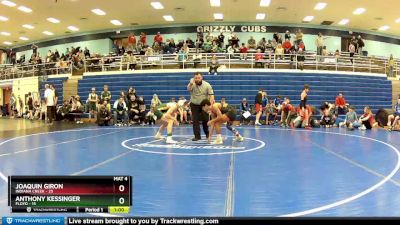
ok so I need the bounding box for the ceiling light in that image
[214,13,223,20]
[43,31,54,35]
[150,2,164,9]
[0,16,8,21]
[303,16,314,22]
[91,8,106,15]
[110,20,122,25]
[353,8,365,15]
[47,17,60,23]
[256,13,266,20]
[67,26,79,31]
[18,6,32,13]
[1,0,16,7]
[3,41,12,45]
[396,18,400,23]
[378,25,390,31]
[260,0,271,7]
[338,19,349,25]
[19,37,29,41]
[210,0,220,7]
[1,31,11,36]
[22,24,34,29]
[314,2,327,10]
[163,15,174,21]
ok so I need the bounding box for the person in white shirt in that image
[113,97,128,125]
[44,84,56,124]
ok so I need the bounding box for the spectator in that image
[97,104,112,126]
[316,33,328,56]
[101,84,111,106]
[275,44,284,60]
[153,42,162,54]
[349,42,355,64]
[186,37,195,48]
[239,43,248,60]
[257,38,266,52]
[265,98,276,125]
[146,107,157,125]
[339,106,359,130]
[70,95,84,124]
[154,32,163,45]
[128,33,137,49]
[140,32,147,46]
[218,32,225,48]
[297,48,305,70]
[211,41,219,53]
[87,87,99,119]
[295,29,303,45]
[209,55,219,75]
[357,35,365,56]
[350,35,357,52]
[319,104,335,128]
[151,94,162,108]
[254,49,264,68]
[17,95,23,117]
[44,84,56,125]
[126,87,136,101]
[280,98,296,128]
[127,52,137,70]
[358,106,377,130]
[206,32,214,43]
[196,34,204,49]
[176,49,188,68]
[33,100,41,119]
[254,89,264,125]
[192,49,202,68]
[229,33,239,47]
[113,96,128,126]
[240,98,250,125]
[248,36,257,49]
[56,100,71,121]
[282,39,292,54]
[387,95,400,131]
[39,99,47,121]
[388,54,396,77]
[335,92,347,115]
[220,97,228,108]
[127,95,140,124]
[27,92,34,120]
[177,96,189,124]
[285,30,291,41]
[84,47,90,58]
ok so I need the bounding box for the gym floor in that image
[0,118,399,217]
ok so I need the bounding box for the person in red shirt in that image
[282,39,292,54]
[239,43,248,60]
[140,32,146,46]
[335,92,347,115]
[254,49,264,68]
[154,32,163,45]
[128,33,137,48]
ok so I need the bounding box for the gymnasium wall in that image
[12,77,39,106]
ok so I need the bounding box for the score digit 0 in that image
[119,185,125,192]
[119,197,125,205]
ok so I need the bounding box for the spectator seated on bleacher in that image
[335,92,348,115]
[275,44,284,60]
[247,36,257,50]
[297,48,305,70]
[282,39,292,54]
[192,49,202,68]
[358,106,378,130]
[209,55,219,75]
[320,104,335,128]
[70,95,84,124]
[97,105,112,126]
[240,98,251,125]
[176,49,188,68]
[56,100,71,121]
[146,107,157,125]
[254,49,264,68]
[113,96,128,126]
[239,43,248,60]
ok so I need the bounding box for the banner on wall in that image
[196,25,267,33]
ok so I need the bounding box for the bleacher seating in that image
[39,77,68,105]
[77,72,392,117]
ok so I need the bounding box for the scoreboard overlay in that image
[8,176,132,213]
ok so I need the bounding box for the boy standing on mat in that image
[300,84,312,129]
[200,99,244,144]
[154,101,186,144]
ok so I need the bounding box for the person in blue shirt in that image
[387,95,400,131]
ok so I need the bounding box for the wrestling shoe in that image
[212,138,223,145]
[155,133,164,139]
